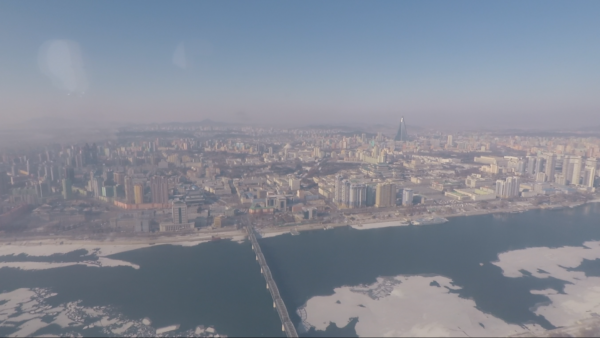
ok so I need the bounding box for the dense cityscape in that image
[3,1,600,335]
[1,118,598,242]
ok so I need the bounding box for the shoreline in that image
[0,229,247,251]
[1,200,598,248]
[258,199,600,237]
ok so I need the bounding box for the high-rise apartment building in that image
[495,180,504,197]
[496,177,520,198]
[114,172,125,186]
[544,154,556,182]
[124,176,135,204]
[516,159,526,175]
[133,183,144,204]
[49,163,59,182]
[586,157,598,169]
[334,175,343,205]
[151,176,169,204]
[172,201,188,224]
[288,177,301,191]
[583,166,596,188]
[536,172,546,183]
[0,171,8,195]
[102,185,115,198]
[555,174,567,186]
[506,177,521,198]
[375,182,396,208]
[535,156,544,175]
[341,180,351,207]
[402,188,414,206]
[526,156,536,175]
[63,166,75,181]
[103,170,114,183]
[37,179,50,198]
[571,156,582,185]
[92,177,104,198]
[62,179,72,200]
[562,156,573,184]
[366,184,376,207]
[348,184,367,208]
[75,153,83,168]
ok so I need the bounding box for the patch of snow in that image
[493,241,600,328]
[301,275,538,337]
[351,221,410,230]
[156,324,180,334]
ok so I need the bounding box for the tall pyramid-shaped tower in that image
[394,117,407,141]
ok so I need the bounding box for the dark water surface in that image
[1,204,600,337]
[0,241,282,337]
[259,203,600,335]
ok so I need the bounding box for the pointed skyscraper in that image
[394,117,407,141]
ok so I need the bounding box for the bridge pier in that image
[273,301,276,308]
[267,283,269,289]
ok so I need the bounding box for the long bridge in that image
[247,227,299,338]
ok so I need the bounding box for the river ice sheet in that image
[300,275,540,337]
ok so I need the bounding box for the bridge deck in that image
[247,227,299,338]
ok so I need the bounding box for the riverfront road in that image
[247,227,298,338]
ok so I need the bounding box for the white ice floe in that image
[168,239,211,246]
[0,261,84,271]
[111,321,134,335]
[351,220,410,231]
[0,232,247,261]
[493,241,600,328]
[260,231,290,239]
[0,243,147,259]
[492,241,600,282]
[10,318,47,337]
[0,287,223,337]
[0,257,141,271]
[94,257,140,269]
[301,275,538,337]
[0,288,40,322]
[230,234,247,243]
[0,237,241,271]
[156,324,180,334]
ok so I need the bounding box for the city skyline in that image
[1,111,599,337]
[3,2,600,337]
[1,1,600,129]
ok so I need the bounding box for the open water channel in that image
[1,203,600,336]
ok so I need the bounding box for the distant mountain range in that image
[4,116,122,130]
[161,119,242,127]
[6,116,596,133]
[4,117,239,131]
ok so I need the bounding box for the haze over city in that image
[3,1,600,338]
[1,0,600,129]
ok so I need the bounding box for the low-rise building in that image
[454,188,497,201]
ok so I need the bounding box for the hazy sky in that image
[1,0,599,129]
